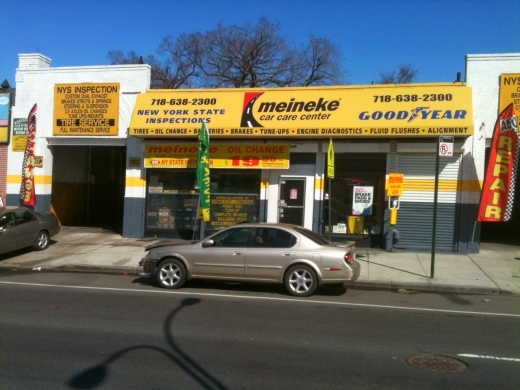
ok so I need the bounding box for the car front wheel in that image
[156,259,186,289]
[284,265,318,297]
[34,231,50,251]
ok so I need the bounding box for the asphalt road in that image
[0,270,519,390]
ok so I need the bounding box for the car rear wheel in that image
[156,259,186,289]
[34,231,50,251]
[284,265,318,297]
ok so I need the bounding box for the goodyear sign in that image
[53,83,119,136]
[129,83,473,138]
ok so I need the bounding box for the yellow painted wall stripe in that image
[403,179,483,192]
[6,174,483,193]
[404,179,458,191]
[7,174,52,185]
[459,180,483,192]
[126,176,146,188]
[315,177,323,191]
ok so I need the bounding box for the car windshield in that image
[294,226,331,245]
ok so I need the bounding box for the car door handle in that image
[282,253,293,256]
[233,252,243,256]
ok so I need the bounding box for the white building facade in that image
[5,54,150,233]
[5,52,518,252]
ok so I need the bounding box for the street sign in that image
[129,157,141,167]
[33,156,43,167]
[387,173,404,196]
[439,136,454,157]
[327,138,334,178]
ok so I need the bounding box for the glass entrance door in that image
[278,178,305,226]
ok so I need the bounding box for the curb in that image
[0,263,143,276]
[343,281,502,296]
[1,263,510,296]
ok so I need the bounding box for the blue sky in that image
[1,0,519,88]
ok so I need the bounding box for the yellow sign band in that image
[144,143,290,169]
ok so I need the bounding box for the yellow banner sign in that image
[0,93,10,144]
[53,83,120,136]
[12,118,28,152]
[0,127,7,143]
[499,73,520,129]
[210,195,258,227]
[145,143,289,169]
[327,138,334,178]
[130,83,473,138]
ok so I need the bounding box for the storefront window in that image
[145,168,261,239]
[323,154,386,236]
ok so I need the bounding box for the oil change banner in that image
[144,143,289,169]
[130,84,473,138]
[478,103,519,222]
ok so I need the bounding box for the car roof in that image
[234,222,300,229]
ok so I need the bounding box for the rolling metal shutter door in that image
[394,153,461,251]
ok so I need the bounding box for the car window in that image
[294,226,331,245]
[211,227,253,248]
[252,227,297,248]
[0,213,15,230]
[252,227,269,247]
[14,210,35,226]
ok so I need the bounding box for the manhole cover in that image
[406,354,468,372]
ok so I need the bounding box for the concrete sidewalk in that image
[0,226,519,296]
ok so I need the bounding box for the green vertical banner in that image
[327,138,334,178]
[197,121,211,221]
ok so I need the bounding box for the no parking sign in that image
[439,136,454,157]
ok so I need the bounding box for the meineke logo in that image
[241,92,264,128]
[240,93,340,128]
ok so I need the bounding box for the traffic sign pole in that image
[431,136,453,278]
[431,147,439,278]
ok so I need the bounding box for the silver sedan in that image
[0,206,61,255]
[140,223,360,297]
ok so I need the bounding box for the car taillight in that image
[344,253,353,264]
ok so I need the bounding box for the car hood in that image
[145,239,199,251]
[145,239,355,251]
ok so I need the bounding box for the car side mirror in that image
[202,239,215,248]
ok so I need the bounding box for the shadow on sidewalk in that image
[356,254,429,278]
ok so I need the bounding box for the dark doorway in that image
[51,146,126,233]
[278,178,305,226]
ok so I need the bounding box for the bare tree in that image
[108,17,346,89]
[154,33,204,89]
[297,35,345,86]
[377,63,420,84]
[199,18,299,88]
[107,50,163,87]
